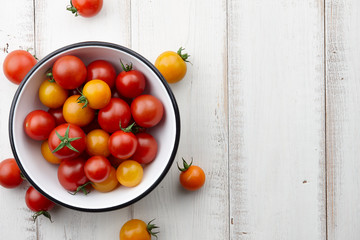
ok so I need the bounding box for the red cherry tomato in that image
[48,123,86,160]
[98,98,131,133]
[131,95,164,128]
[25,186,55,222]
[86,60,116,88]
[3,50,37,85]
[52,55,87,89]
[0,158,23,188]
[68,0,103,18]
[132,133,158,164]
[24,110,56,141]
[108,127,138,160]
[115,62,145,98]
[84,156,111,183]
[57,158,89,191]
[48,108,66,126]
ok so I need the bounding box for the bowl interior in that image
[10,43,179,211]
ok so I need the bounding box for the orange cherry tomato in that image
[178,158,205,191]
[63,95,95,127]
[86,129,111,157]
[116,160,143,187]
[80,79,111,109]
[93,167,118,192]
[154,47,189,84]
[120,219,159,240]
[41,140,61,164]
[38,80,68,108]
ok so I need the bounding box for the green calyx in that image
[46,68,55,82]
[69,182,93,196]
[77,94,89,109]
[120,121,136,133]
[177,47,190,62]
[177,158,193,172]
[120,60,133,72]
[147,219,159,239]
[32,210,53,223]
[66,1,78,16]
[52,124,81,153]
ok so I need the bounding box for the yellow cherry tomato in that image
[93,167,119,192]
[38,79,68,108]
[86,129,110,157]
[116,160,143,187]
[63,95,95,127]
[154,47,189,84]
[80,79,111,109]
[41,140,61,164]
[120,219,159,240]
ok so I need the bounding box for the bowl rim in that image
[8,41,181,212]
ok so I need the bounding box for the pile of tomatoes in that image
[24,55,164,194]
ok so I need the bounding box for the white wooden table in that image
[0,0,358,239]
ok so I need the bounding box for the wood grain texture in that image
[326,0,360,239]
[32,0,132,239]
[228,0,326,239]
[0,1,36,240]
[131,0,229,239]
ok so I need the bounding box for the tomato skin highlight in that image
[0,158,23,188]
[86,129,110,157]
[131,95,164,128]
[38,80,68,108]
[3,50,37,85]
[108,131,138,160]
[132,133,158,164]
[52,55,87,89]
[115,70,146,99]
[86,60,116,88]
[24,110,56,141]
[57,158,88,191]
[48,123,86,160]
[70,0,103,18]
[98,98,131,133]
[63,95,95,127]
[84,156,111,183]
[82,79,111,109]
[25,186,55,212]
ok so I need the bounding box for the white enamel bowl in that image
[9,42,180,212]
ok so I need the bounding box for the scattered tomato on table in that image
[3,50,37,85]
[178,158,206,191]
[25,186,55,222]
[67,0,103,18]
[155,47,190,84]
[0,158,23,189]
[120,219,159,240]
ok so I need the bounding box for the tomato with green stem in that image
[3,50,37,85]
[63,95,95,127]
[41,140,61,164]
[25,186,55,222]
[178,158,205,191]
[78,79,111,109]
[120,219,159,240]
[86,60,116,88]
[154,47,189,84]
[57,158,90,194]
[24,110,56,141]
[98,98,131,133]
[48,123,86,160]
[108,123,138,160]
[115,61,146,99]
[116,160,143,188]
[0,158,23,189]
[67,0,103,18]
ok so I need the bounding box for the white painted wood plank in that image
[0,1,37,240]
[33,1,132,239]
[326,0,360,239]
[228,1,326,239]
[131,1,229,239]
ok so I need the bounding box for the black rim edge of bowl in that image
[9,41,181,212]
